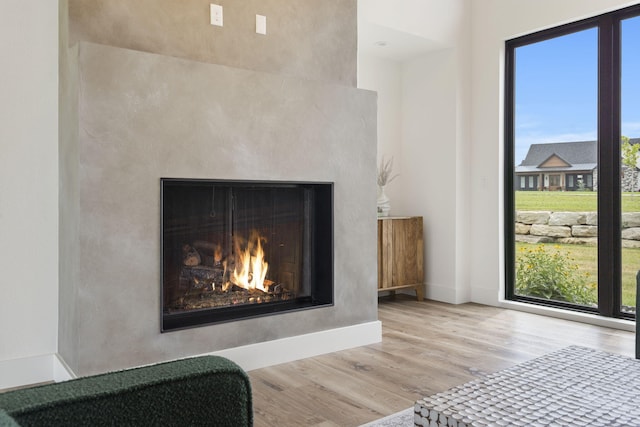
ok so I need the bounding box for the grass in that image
[515,191,640,212]
[515,242,640,307]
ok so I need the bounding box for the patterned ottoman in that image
[414,346,640,427]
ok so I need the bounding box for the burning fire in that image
[229,231,269,292]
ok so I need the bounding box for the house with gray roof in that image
[515,141,597,191]
[516,139,640,191]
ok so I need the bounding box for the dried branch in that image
[377,156,399,186]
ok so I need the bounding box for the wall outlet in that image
[210,4,223,27]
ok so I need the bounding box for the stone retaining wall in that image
[516,211,640,248]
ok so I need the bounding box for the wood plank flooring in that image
[248,295,635,427]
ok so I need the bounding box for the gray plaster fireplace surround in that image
[59,42,379,377]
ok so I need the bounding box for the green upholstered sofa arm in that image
[0,355,252,426]
[0,410,20,427]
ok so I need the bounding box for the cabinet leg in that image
[415,285,424,301]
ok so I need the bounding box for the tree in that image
[621,136,639,192]
[621,136,639,169]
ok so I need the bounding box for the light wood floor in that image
[248,295,635,427]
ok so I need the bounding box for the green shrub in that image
[515,244,597,306]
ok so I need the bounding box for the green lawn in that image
[515,191,640,212]
[516,242,640,308]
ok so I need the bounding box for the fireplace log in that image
[182,244,201,266]
[180,265,225,292]
[193,241,222,254]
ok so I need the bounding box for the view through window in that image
[620,15,640,315]
[506,5,640,319]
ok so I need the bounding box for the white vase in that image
[377,185,391,217]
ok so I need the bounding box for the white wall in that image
[357,54,402,194]
[0,0,59,386]
[469,0,640,305]
[399,50,459,301]
[359,0,471,304]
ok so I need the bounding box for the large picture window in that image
[505,5,640,319]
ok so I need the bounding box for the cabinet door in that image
[378,220,393,289]
[378,217,423,289]
[391,217,423,287]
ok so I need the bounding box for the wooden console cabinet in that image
[377,216,424,301]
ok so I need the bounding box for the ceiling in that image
[358,21,443,62]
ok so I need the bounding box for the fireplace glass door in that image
[161,179,333,331]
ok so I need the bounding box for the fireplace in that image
[161,179,333,331]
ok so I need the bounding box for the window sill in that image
[499,299,635,332]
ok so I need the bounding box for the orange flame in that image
[231,231,269,292]
[214,244,223,264]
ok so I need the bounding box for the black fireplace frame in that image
[160,178,334,332]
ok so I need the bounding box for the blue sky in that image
[514,16,640,164]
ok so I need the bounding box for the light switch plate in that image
[256,14,266,35]
[210,4,223,26]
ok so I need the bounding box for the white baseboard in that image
[1,322,382,389]
[470,286,500,306]
[424,282,457,304]
[0,354,73,390]
[209,320,382,371]
[53,353,75,382]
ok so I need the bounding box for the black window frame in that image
[505,4,640,319]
